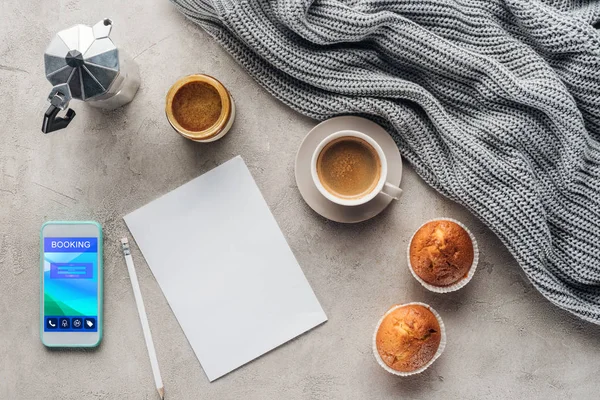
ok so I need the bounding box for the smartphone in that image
[40,221,103,347]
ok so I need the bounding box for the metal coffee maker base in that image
[42,18,141,133]
[86,51,140,110]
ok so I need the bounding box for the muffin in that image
[375,304,442,373]
[409,219,475,287]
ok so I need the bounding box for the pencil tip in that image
[158,387,164,399]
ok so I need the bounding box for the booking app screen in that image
[43,237,98,332]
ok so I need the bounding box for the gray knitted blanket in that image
[171,0,600,323]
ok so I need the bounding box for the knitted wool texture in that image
[171,0,600,323]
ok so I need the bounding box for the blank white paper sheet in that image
[124,156,327,381]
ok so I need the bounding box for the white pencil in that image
[121,238,165,399]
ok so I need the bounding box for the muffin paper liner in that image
[372,302,446,376]
[406,218,479,293]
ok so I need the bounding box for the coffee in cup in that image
[311,130,402,206]
[316,136,381,200]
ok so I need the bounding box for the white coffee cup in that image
[311,130,402,206]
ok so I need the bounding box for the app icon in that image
[46,317,58,330]
[84,317,96,330]
[72,318,83,329]
[59,317,70,329]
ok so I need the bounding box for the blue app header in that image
[44,238,98,253]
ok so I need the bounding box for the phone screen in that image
[43,237,99,332]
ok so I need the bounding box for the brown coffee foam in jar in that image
[171,82,222,132]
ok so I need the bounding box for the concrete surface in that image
[1,1,600,399]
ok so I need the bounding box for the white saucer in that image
[295,116,403,223]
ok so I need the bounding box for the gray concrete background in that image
[1,1,600,399]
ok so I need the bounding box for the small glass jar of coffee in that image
[165,74,235,142]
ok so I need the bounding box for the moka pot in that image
[42,18,140,133]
